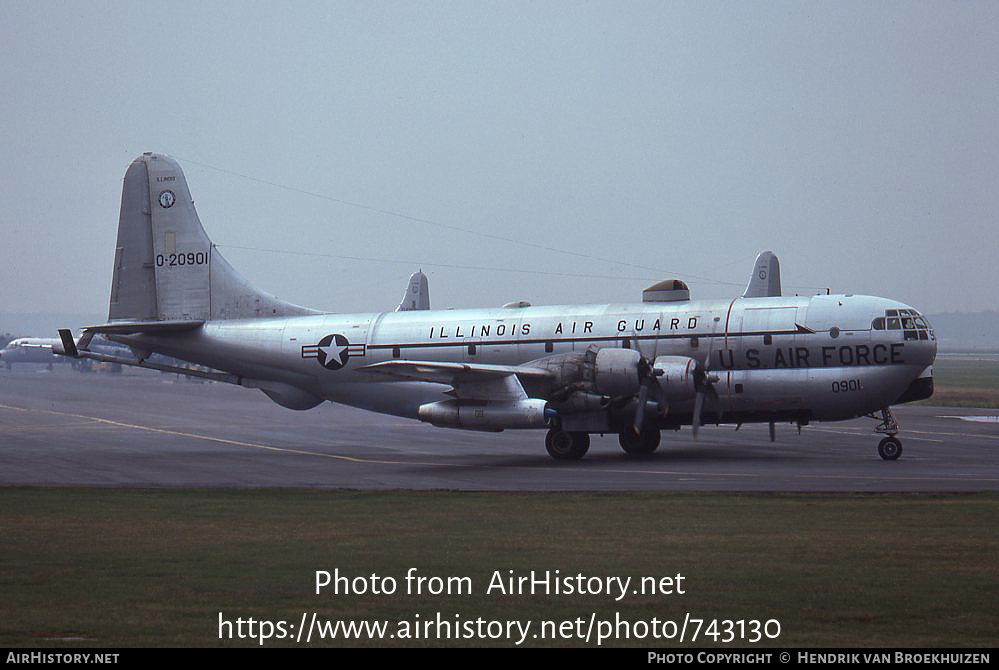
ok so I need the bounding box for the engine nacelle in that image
[530,345,645,401]
[652,355,699,401]
[594,348,642,397]
[418,398,551,430]
[553,391,610,414]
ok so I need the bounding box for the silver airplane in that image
[57,152,936,461]
[1,337,59,369]
[2,333,138,371]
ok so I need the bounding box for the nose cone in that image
[903,303,938,367]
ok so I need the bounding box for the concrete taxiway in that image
[1,366,997,491]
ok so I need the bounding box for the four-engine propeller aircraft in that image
[57,152,936,461]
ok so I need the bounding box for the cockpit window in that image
[876,309,934,340]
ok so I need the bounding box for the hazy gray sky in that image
[3,1,997,319]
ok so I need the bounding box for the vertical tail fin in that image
[109,156,158,321]
[108,152,318,323]
[743,251,781,298]
[396,270,430,311]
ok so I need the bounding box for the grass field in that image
[920,358,999,408]
[1,489,996,647]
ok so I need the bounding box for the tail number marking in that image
[831,379,863,393]
[156,251,210,267]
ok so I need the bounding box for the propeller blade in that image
[692,390,704,439]
[633,382,649,434]
[649,373,666,415]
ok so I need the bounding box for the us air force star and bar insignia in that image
[302,334,366,370]
[158,190,176,208]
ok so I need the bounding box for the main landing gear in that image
[618,429,661,455]
[868,407,902,461]
[544,428,665,460]
[545,429,590,460]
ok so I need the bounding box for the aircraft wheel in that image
[618,429,661,454]
[878,437,902,461]
[546,430,590,460]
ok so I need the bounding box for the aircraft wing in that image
[356,360,552,401]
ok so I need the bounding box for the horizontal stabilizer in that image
[84,320,205,334]
[54,343,241,384]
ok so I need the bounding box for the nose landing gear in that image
[868,407,902,460]
[878,436,902,460]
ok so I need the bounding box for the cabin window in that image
[544,341,553,353]
[763,334,772,345]
[468,344,476,355]
[392,347,400,358]
[734,383,744,394]
[622,338,630,349]
[690,336,699,348]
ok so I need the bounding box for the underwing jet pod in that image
[58,153,936,461]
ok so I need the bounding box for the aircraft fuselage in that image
[115,292,936,429]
